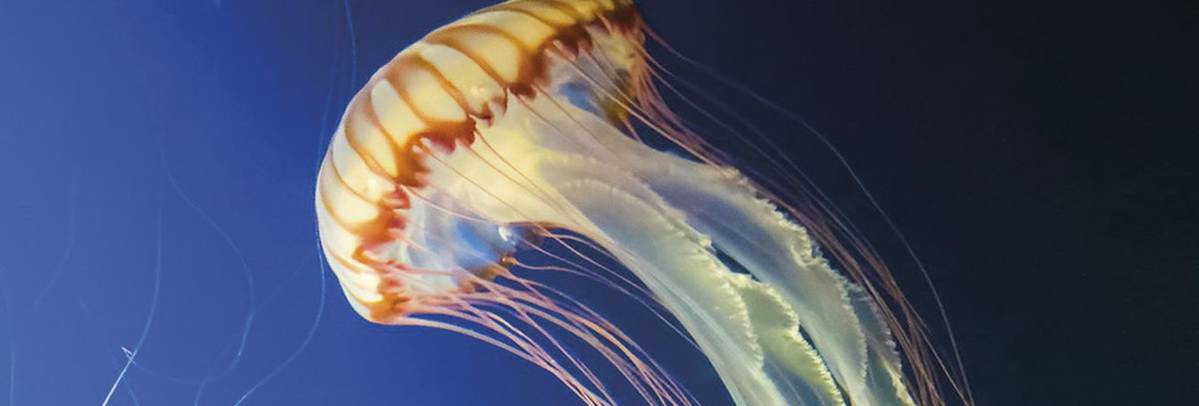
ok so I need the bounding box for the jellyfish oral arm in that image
[315,1,931,405]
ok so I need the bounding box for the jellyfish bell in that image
[316,1,961,405]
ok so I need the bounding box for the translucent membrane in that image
[315,1,930,405]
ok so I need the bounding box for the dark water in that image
[0,0,1193,405]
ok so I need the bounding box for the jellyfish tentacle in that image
[316,1,960,405]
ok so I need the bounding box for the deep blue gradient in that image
[1,0,1194,405]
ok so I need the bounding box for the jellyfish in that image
[316,1,964,405]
